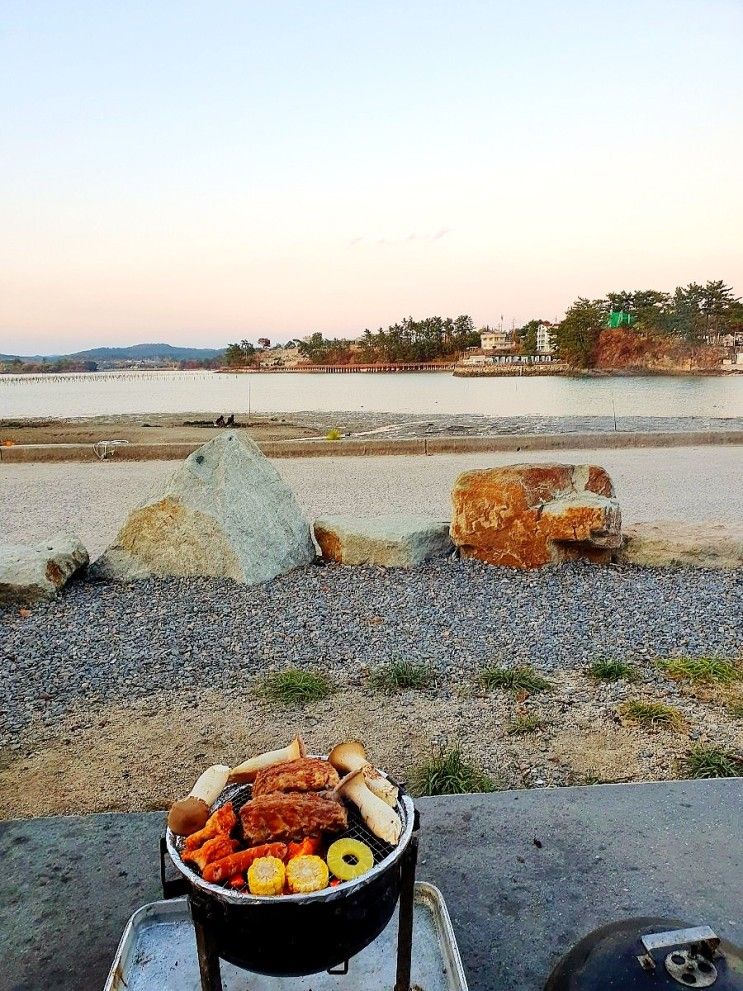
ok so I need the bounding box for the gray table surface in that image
[1,779,741,991]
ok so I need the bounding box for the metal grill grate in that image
[174,779,402,895]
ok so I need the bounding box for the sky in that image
[2,1,742,355]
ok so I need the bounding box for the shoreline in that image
[1,411,742,462]
[2,427,743,462]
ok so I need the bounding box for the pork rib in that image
[240,792,347,844]
[252,758,340,797]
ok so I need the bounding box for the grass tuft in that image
[619,699,685,731]
[655,656,741,684]
[479,665,552,694]
[260,668,334,704]
[506,713,545,736]
[369,658,436,693]
[410,747,496,796]
[587,659,638,682]
[727,700,743,720]
[325,428,343,441]
[683,744,743,779]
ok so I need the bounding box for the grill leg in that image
[191,898,224,991]
[394,830,419,991]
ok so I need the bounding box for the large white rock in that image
[621,521,743,570]
[0,533,89,604]
[314,516,453,567]
[92,432,315,583]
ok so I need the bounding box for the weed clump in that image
[683,745,743,779]
[655,656,741,684]
[410,748,496,796]
[479,665,552,694]
[587,659,638,682]
[261,669,334,704]
[369,659,436,693]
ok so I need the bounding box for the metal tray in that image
[104,882,468,990]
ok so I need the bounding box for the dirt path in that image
[2,675,739,820]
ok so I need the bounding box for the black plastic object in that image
[545,917,743,991]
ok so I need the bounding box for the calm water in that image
[0,371,741,419]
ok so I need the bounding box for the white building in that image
[536,322,556,354]
[480,328,512,352]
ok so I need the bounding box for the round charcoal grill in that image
[163,766,418,984]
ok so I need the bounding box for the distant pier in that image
[222,362,457,373]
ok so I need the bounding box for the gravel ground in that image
[2,561,740,746]
[2,445,742,557]
[0,560,741,818]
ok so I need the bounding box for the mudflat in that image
[0,413,319,446]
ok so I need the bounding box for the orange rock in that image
[450,463,621,569]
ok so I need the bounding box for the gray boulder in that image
[314,516,453,567]
[621,521,743,569]
[92,432,315,583]
[0,533,89,604]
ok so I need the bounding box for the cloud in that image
[349,227,451,247]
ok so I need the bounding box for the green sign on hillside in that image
[608,310,634,328]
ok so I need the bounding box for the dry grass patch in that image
[619,700,686,732]
[506,713,545,736]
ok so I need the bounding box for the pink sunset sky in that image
[2,1,742,354]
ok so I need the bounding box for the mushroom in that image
[229,736,306,784]
[336,768,402,845]
[328,741,399,807]
[167,764,231,836]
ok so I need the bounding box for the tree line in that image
[519,280,742,368]
[223,280,741,370]
[225,316,480,366]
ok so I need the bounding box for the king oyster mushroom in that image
[229,735,306,784]
[329,741,399,807]
[168,764,231,836]
[336,768,402,845]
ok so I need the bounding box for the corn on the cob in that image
[247,856,286,896]
[286,855,329,894]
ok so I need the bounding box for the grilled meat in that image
[183,802,236,853]
[182,834,239,873]
[252,758,340,797]
[240,792,348,845]
[202,843,288,884]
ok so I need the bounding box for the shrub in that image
[619,700,685,732]
[587,659,638,682]
[683,745,743,779]
[410,748,496,796]
[655,656,741,684]
[260,669,334,704]
[479,665,552,694]
[325,428,343,441]
[369,659,436,693]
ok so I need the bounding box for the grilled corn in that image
[286,855,329,894]
[247,856,285,896]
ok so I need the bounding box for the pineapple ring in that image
[327,838,375,881]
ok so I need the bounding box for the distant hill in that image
[1,342,226,362]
